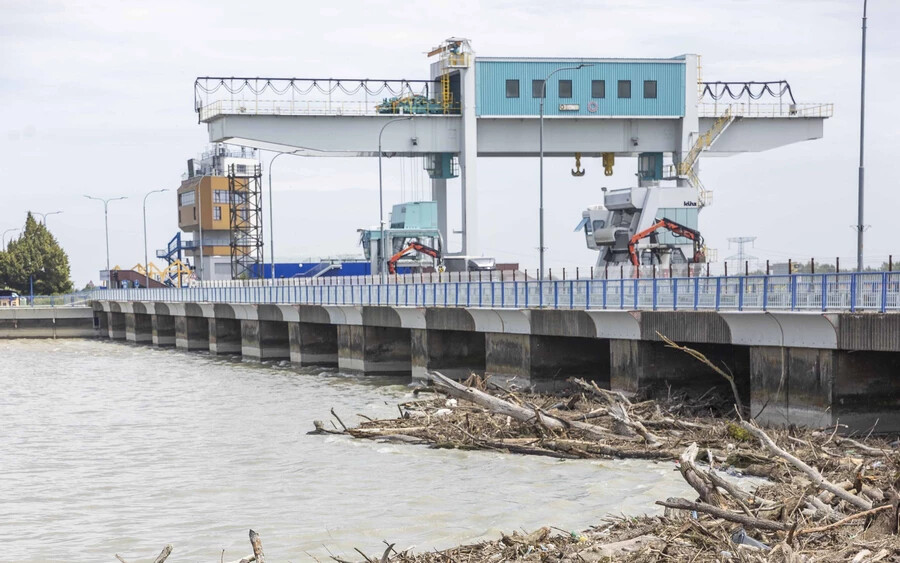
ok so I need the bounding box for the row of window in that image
[505,79,657,100]
[178,204,248,223]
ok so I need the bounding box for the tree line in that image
[0,213,73,295]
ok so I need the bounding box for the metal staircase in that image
[669,107,735,207]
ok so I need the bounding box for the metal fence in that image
[3,292,93,308]
[94,272,900,313]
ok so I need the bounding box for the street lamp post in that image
[143,188,170,288]
[539,64,593,280]
[267,150,301,281]
[84,195,127,289]
[856,0,868,272]
[378,116,413,280]
[2,228,20,249]
[30,211,63,226]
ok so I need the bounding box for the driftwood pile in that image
[310,371,900,562]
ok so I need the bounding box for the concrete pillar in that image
[411,328,485,382]
[337,325,411,375]
[485,333,609,391]
[209,317,242,355]
[610,339,749,401]
[290,322,338,366]
[751,347,900,432]
[107,311,126,340]
[241,319,290,361]
[125,313,152,344]
[175,315,209,351]
[151,314,175,347]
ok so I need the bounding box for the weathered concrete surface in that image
[0,307,97,338]
[611,339,750,403]
[337,325,411,375]
[209,318,242,355]
[151,314,175,347]
[485,333,609,391]
[752,346,900,431]
[125,313,152,344]
[411,328,485,382]
[108,311,126,340]
[241,319,290,360]
[289,322,337,366]
[175,315,209,351]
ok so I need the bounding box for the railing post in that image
[738,276,744,311]
[762,274,769,311]
[715,276,721,310]
[652,278,658,311]
[849,273,857,313]
[693,276,699,311]
[791,275,798,311]
[553,280,559,309]
[585,279,591,310]
[821,274,828,311]
[633,278,638,310]
[881,272,888,313]
[673,278,678,311]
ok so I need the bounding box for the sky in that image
[1,0,898,287]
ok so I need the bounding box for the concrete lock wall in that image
[0,307,98,339]
[175,315,209,351]
[125,313,152,344]
[411,328,485,382]
[338,325,411,375]
[611,339,750,404]
[151,314,175,347]
[209,318,242,355]
[290,322,337,366]
[485,333,609,391]
[241,320,290,360]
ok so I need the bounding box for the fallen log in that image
[740,421,873,511]
[428,371,623,442]
[796,504,891,537]
[249,529,265,563]
[656,498,792,532]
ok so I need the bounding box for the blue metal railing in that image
[93,272,900,313]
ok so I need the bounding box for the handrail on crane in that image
[628,217,705,267]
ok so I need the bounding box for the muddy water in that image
[0,339,692,561]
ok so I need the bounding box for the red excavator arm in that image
[628,217,705,266]
[387,242,442,274]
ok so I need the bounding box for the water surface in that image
[0,339,691,561]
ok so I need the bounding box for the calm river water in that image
[1,339,692,561]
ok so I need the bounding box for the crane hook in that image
[602,153,615,176]
[571,152,585,177]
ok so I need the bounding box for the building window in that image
[214,190,228,203]
[644,80,657,99]
[179,191,195,206]
[505,79,519,98]
[591,80,605,98]
[532,79,546,98]
[558,79,573,98]
[213,206,222,221]
[618,80,631,98]
[235,164,248,174]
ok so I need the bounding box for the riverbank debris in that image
[309,370,900,561]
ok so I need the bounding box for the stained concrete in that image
[241,319,290,360]
[175,316,209,351]
[0,307,97,339]
[151,314,175,347]
[125,313,152,344]
[485,333,609,391]
[209,318,242,355]
[108,312,126,340]
[411,328,485,382]
[290,322,337,366]
[337,325,411,375]
[611,339,750,404]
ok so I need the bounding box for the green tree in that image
[0,213,73,294]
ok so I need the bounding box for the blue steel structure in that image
[100,272,900,313]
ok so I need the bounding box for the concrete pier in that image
[151,314,175,347]
[175,315,209,351]
[241,320,290,360]
[209,317,242,354]
[108,311,126,340]
[338,325,411,375]
[0,307,97,339]
[411,328,485,381]
[290,322,337,366]
[125,313,153,344]
[486,333,609,390]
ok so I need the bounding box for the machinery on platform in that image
[627,217,704,266]
[387,242,442,274]
[359,201,444,273]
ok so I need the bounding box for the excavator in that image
[387,241,443,274]
[628,217,705,267]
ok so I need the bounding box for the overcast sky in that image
[2,0,897,286]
